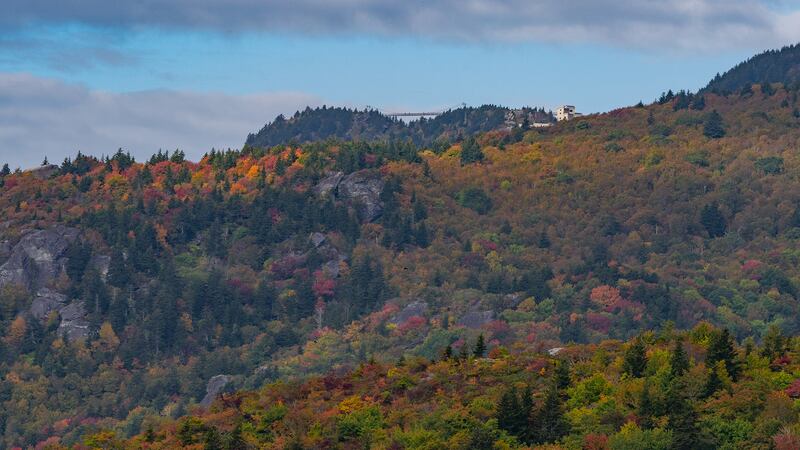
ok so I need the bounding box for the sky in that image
[2,0,800,168]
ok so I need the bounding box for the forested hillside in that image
[118,324,800,449]
[3,74,800,447]
[245,105,554,149]
[705,44,800,95]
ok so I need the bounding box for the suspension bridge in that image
[366,103,468,118]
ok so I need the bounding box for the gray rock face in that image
[309,232,326,248]
[200,374,231,407]
[457,310,494,329]
[338,171,385,222]
[27,164,60,179]
[57,301,90,341]
[0,240,11,263]
[90,254,111,280]
[389,301,429,325]
[0,226,79,291]
[314,172,344,197]
[29,288,68,321]
[313,170,384,222]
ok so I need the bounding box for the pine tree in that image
[707,328,740,380]
[555,360,571,389]
[670,339,690,378]
[667,381,702,450]
[703,110,726,139]
[703,364,724,398]
[532,385,570,444]
[622,337,648,378]
[459,343,469,361]
[638,380,656,429]
[415,221,430,248]
[473,334,486,358]
[690,95,706,110]
[700,202,726,238]
[460,136,484,165]
[497,386,522,435]
[442,345,453,360]
[762,324,786,361]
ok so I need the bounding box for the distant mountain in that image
[245,105,554,148]
[704,43,800,94]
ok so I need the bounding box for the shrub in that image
[457,187,492,214]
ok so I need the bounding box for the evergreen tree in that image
[638,380,656,429]
[622,337,648,378]
[703,110,726,139]
[666,382,703,450]
[414,221,430,248]
[555,359,571,390]
[460,136,484,165]
[762,324,786,361]
[700,202,726,238]
[473,334,486,358]
[442,345,453,360]
[107,248,130,288]
[707,328,740,380]
[0,163,10,177]
[468,424,496,450]
[670,339,690,378]
[690,95,706,110]
[532,385,570,444]
[703,364,724,398]
[459,344,469,361]
[497,386,522,435]
[223,422,247,450]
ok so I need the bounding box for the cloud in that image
[0,73,321,169]
[2,0,800,50]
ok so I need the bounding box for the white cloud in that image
[0,73,321,169]
[2,0,799,50]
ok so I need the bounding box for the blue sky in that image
[1,0,800,168]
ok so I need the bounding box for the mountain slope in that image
[244,105,554,149]
[705,43,800,94]
[120,327,800,449]
[3,78,800,447]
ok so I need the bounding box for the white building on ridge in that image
[556,105,582,121]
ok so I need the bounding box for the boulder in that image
[309,232,326,248]
[200,374,231,407]
[389,301,429,325]
[338,171,385,222]
[312,170,385,223]
[314,172,344,197]
[0,240,11,263]
[90,254,111,280]
[58,301,90,341]
[29,288,67,321]
[27,164,60,180]
[0,226,79,291]
[457,310,494,329]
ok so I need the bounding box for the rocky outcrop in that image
[314,172,344,197]
[309,232,326,248]
[90,254,111,280]
[389,301,429,325]
[338,171,385,222]
[0,226,79,292]
[57,301,90,341]
[29,288,68,321]
[27,164,60,180]
[313,170,384,222]
[200,374,231,407]
[457,310,494,329]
